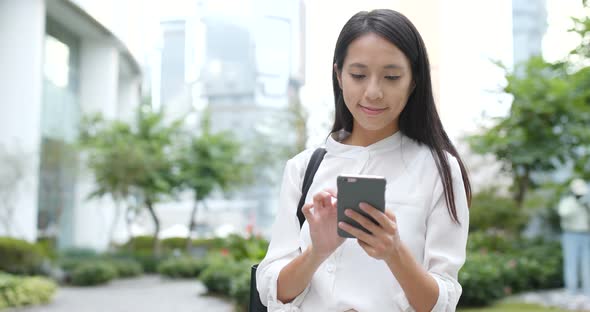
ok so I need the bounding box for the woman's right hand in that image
[302,189,345,261]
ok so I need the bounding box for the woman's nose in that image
[365,80,383,101]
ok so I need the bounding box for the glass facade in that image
[37,19,80,248]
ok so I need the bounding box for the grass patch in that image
[459,302,577,312]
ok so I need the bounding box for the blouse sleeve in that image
[395,155,470,312]
[256,155,311,311]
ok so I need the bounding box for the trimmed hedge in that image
[108,258,143,278]
[0,272,57,309]
[110,250,168,273]
[0,237,45,275]
[157,257,206,279]
[59,256,143,284]
[70,261,117,286]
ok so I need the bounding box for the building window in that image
[37,20,80,247]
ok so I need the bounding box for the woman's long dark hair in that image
[331,9,471,222]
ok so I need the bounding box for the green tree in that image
[178,113,251,251]
[467,7,590,206]
[79,106,182,255]
[569,8,590,179]
[79,114,135,249]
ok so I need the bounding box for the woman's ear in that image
[334,63,343,89]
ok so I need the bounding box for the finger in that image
[312,192,325,212]
[322,192,333,209]
[345,209,380,235]
[359,203,391,228]
[301,203,314,222]
[338,221,377,245]
[385,209,397,223]
[357,240,377,258]
[324,188,337,197]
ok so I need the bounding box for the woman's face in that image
[335,33,414,136]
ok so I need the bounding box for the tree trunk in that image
[0,196,13,236]
[513,167,530,208]
[145,198,161,256]
[186,196,199,252]
[108,198,122,251]
[125,203,135,252]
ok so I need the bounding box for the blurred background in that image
[0,0,589,311]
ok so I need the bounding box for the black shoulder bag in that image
[249,148,327,312]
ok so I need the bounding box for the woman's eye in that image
[350,74,365,80]
[385,76,401,80]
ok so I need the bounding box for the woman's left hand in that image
[337,202,401,261]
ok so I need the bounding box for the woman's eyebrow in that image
[348,63,403,69]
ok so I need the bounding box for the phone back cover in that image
[337,176,386,238]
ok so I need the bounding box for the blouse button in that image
[326,264,335,273]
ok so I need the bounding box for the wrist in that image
[385,243,404,266]
[308,245,330,264]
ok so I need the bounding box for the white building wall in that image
[75,43,123,250]
[117,76,141,122]
[79,41,119,117]
[0,0,46,241]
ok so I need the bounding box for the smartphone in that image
[337,174,386,238]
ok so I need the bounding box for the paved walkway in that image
[507,289,590,311]
[8,275,234,312]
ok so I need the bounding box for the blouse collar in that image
[325,129,404,157]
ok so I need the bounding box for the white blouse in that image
[256,131,469,312]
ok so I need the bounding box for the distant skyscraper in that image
[154,0,306,235]
[159,20,192,114]
[512,0,547,65]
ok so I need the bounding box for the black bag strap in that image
[296,148,327,228]
[249,147,327,312]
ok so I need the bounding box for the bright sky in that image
[76,0,585,145]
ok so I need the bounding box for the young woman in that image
[257,9,471,312]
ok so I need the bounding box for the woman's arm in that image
[385,243,439,312]
[278,190,345,302]
[338,156,469,312]
[339,207,440,312]
[277,245,328,302]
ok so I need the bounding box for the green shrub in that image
[59,255,143,281]
[460,236,564,307]
[113,250,169,273]
[70,261,117,286]
[157,256,206,278]
[107,258,143,278]
[59,247,98,260]
[0,237,45,275]
[217,234,269,262]
[467,231,516,254]
[121,235,154,252]
[161,237,188,251]
[469,189,527,234]
[0,272,57,308]
[34,238,57,261]
[459,253,505,306]
[229,264,252,311]
[199,253,247,295]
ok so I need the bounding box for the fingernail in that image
[359,202,368,209]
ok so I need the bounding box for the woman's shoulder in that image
[285,145,327,174]
[402,138,461,176]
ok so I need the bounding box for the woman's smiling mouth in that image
[359,104,388,116]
